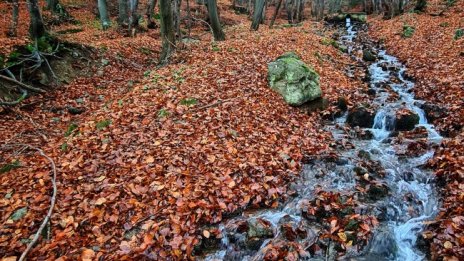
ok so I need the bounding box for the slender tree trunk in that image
[28,0,46,40]
[7,0,19,37]
[207,0,226,40]
[98,0,111,30]
[172,0,181,38]
[251,0,266,30]
[415,0,426,11]
[159,0,176,64]
[146,0,158,28]
[186,0,192,37]
[118,0,129,25]
[129,0,140,35]
[47,0,70,17]
[269,0,283,28]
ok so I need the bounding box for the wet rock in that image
[356,129,374,140]
[247,218,274,239]
[395,110,419,131]
[358,150,371,160]
[363,49,377,62]
[364,227,397,259]
[268,52,321,106]
[245,237,264,250]
[416,102,447,122]
[347,106,376,128]
[338,44,348,53]
[280,223,297,241]
[354,166,368,176]
[367,183,389,201]
[337,96,348,111]
[367,88,376,96]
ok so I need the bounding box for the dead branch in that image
[0,144,58,261]
[0,75,46,93]
[190,98,235,112]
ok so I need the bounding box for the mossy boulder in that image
[268,52,321,106]
[363,49,377,62]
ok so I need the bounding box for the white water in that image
[201,20,442,261]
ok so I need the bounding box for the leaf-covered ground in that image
[370,1,464,259]
[0,2,371,259]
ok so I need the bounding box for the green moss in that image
[0,160,21,174]
[96,119,111,130]
[180,98,198,106]
[64,123,78,137]
[402,25,415,38]
[454,28,463,40]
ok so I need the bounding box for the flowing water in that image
[200,19,442,261]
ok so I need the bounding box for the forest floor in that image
[0,0,462,260]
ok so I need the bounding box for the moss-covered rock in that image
[363,49,377,62]
[268,52,321,106]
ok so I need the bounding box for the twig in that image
[0,75,46,93]
[1,144,58,261]
[190,98,235,112]
[190,16,215,42]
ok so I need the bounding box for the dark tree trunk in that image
[270,0,283,28]
[251,0,266,30]
[159,0,176,64]
[415,0,426,11]
[146,0,158,29]
[118,0,129,25]
[47,0,70,18]
[28,0,46,40]
[207,0,225,40]
[7,0,19,37]
[98,0,111,30]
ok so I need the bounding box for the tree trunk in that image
[172,0,181,38]
[129,0,140,35]
[415,0,426,11]
[207,0,226,40]
[118,0,129,25]
[146,0,158,29]
[98,0,111,30]
[7,0,19,37]
[269,0,283,28]
[47,0,70,17]
[251,0,266,30]
[159,0,176,64]
[28,0,46,40]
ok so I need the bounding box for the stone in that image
[363,49,377,62]
[395,110,419,131]
[247,218,274,239]
[337,96,348,111]
[367,183,389,201]
[300,97,329,114]
[268,52,321,106]
[338,44,348,53]
[347,106,376,128]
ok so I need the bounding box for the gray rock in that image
[363,49,377,62]
[347,106,376,128]
[268,52,321,106]
[395,110,419,131]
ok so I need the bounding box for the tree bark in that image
[46,0,70,17]
[251,0,266,30]
[28,0,46,40]
[118,0,129,25]
[269,0,283,28]
[129,0,140,34]
[415,0,426,11]
[7,0,19,37]
[207,0,226,40]
[172,0,181,38]
[146,0,158,29]
[98,0,111,30]
[159,0,176,64]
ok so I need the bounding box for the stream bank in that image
[196,19,442,261]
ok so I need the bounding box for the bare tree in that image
[146,0,158,29]
[46,0,70,18]
[172,0,182,37]
[28,0,46,40]
[270,0,283,28]
[7,0,19,37]
[98,0,111,30]
[251,0,266,30]
[118,0,129,26]
[207,0,226,40]
[159,0,176,64]
[129,0,140,34]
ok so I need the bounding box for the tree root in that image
[0,75,46,94]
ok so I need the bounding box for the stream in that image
[199,18,442,261]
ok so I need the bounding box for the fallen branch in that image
[0,75,46,93]
[190,98,235,112]
[0,144,58,261]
